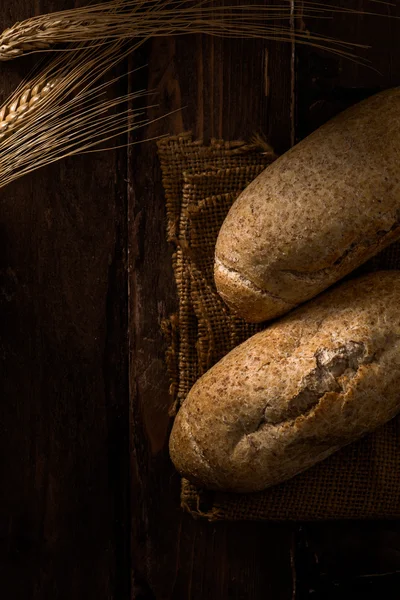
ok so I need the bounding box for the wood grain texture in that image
[0,1,130,599]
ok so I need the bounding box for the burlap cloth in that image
[157,132,400,521]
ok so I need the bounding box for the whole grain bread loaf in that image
[169,271,400,493]
[214,88,400,322]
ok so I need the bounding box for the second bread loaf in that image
[169,271,400,493]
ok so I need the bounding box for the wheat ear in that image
[0,39,158,190]
[0,0,391,63]
[0,79,59,142]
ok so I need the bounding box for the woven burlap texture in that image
[157,132,400,521]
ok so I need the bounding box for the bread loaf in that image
[169,272,400,493]
[214,88,400,322]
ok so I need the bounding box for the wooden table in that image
[1,1,400,598]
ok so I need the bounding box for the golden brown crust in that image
[214,88,400,322]
[169,272,400,493]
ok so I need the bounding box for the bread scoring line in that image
[214,257,295,307]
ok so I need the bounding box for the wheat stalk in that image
[0,39,156,190]
[0,0,394,188]
[0,0,393,63]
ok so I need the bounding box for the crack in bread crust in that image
[261,341,367,427]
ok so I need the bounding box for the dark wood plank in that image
[294,2,400,599]
[0,2,130,598]
[128,13,296,599]
[295,0,400,140]
[295,522,400,600]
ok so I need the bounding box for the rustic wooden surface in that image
[1,1,400,599]
[0,1,131,598]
